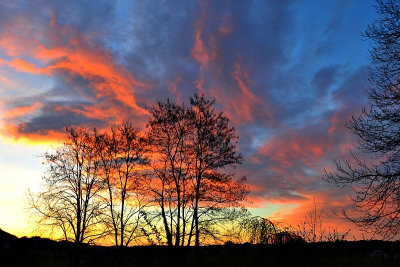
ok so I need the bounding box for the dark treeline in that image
[1,228,400,267]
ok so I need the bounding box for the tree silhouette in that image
[94,122,149,267]
[28,94,249,249]
[145,93,248,246]
[236,216,304,244]
[145,98,191,246]
[187,94,246,246]
[326,0,400,239]
[28,126,106,265]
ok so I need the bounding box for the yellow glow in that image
[0,136,48,237]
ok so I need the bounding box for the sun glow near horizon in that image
[0,137,49,237]
[0,0,378,242]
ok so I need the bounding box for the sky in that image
[0,0,377,239]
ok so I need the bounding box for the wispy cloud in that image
[0,0,376,232]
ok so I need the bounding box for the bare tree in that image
[190,173,248,245]
[296,197,323,242]
[28,126,106,265]
[95,122,148,249]
[326,0,400,239]
[296,198,351,242]
[145,99,192,246]
[187,93,246,247]
[145,94,248,247]
[28,94,249,249]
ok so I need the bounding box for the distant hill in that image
[0,228,18,241]
[0,228,18,248]
[0,228,71,250]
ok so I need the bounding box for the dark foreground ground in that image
[1,229,399,267]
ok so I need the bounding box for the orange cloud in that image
[329,112,341,134]
[190,0,217,70]
[229,61,274,124]
[257,130,330,168]
[194,75,205,92]
[0,123,63,145]
[189,2,273,125]
[8,58,46,75]
[269,191,361,239]
[2,102,42,119]
[0,14,151,142]
[36,37,150,114]
[219,24,232,36]
[168,75,183,101]
[191,20,217,70]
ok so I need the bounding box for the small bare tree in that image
[296,197,351,242]
[297,197,323,242]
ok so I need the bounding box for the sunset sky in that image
[0,0,377,238]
